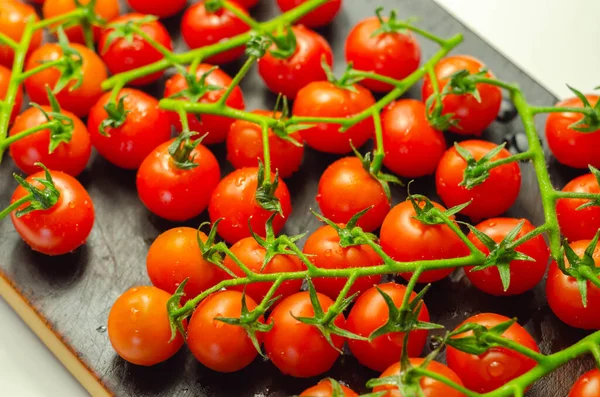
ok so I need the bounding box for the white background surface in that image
[1,0,600,396]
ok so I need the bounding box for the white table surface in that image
[1,0,599,396]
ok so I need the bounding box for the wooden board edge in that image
[0,272,113,397]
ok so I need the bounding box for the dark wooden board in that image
[0,0,593,396]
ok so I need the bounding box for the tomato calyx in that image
[559,232,600,307]
[322,61,365,93]
[31,86,76,153]
[256,160,284,215]
[312,208,377,248]
[249,214,304,270]
[195,220,236,277]
[352,144,403,202]
[169,65,223,104]
[168,131,206,170]
[454,141,507,189]
[371,7,416,37]
[576,166,600,210]
[446,317,517,355]
[271,95,308,146]
[408,193,469,226]
[265,25,297,59]
[204,0,226,13]
[71,0,107,48]
[167,279,189,341]
[100,15,159,55]
[50,28,85,94]
[99,96,130,136]
[565,85,600,133]
[11,163,60,218]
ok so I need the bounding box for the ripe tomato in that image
[9,106,91,176]
[569,369,600,397]
[0,0,42,68]
[276,0,341,28]
[345,16,421,93]
[10,169,94,256]
[258,25,333,100]
[43,0,120,44]
[221,237,304,302]
[465,218,549,296]
[147,228,224,303]
[300,379,358,397]
[99,13,173,86]
[380,199,469,283]
[187,290,263,373]
[0,65,23,124]
[557,173,600,241]
[446,313,539,393]
[88,88,171,169]
[164,64,245,145]
[379,99,446,177]
[346,282,430,372]
[208,167,292,244]
[24,43,107,118]
[546,95,600,169]
[226,110,304,178]
[126,0,187,18]
[373,358,465,397]
[264,291,345,378]
[108,286,185,366]
[236,0,258,8]
[422,55,502,135]
[546,239,600,330]
[317,157,390,232]
[293,81,376,154]
[181,1,250,65]
[436,140,521,220]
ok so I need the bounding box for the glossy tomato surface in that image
[0,65,24,124]
[127,0,187,18]
[0,0,42,68]
[557,173,600,241]
[569,369,600,397]
[300,379,358,397]
[277,0,341,27]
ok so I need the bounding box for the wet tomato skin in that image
[276,0,341,28]
[569,369,600,397]
[0,1,43,68]
[300,379,359,397]
[126,0,187,18]
[557,173,600,241]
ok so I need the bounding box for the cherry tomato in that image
[147,228,224,303]
[379,99,446,177]
[436,140,521,220]
[276,0,341,28]
[380,199,469,283]
[546,239,600,330]
[181,1,250,65]
[258,25,333,100]
[346,282,430,372]
[108,286,185,366]
[236,0,258,8]
[99,13,173,86]
[164,64,245,145]
[302,224,383,299]
[9,106,91,176]
[317,157,390,232]
[10,169,94,256]
[374,358,466,397]
[187,290,263,372]
[208,167,292,244]
[88,88,171,169]
[446,313,539,393]
[546,95,600,169]
[300,379,358,397]
[227,110,304,178]
[24,43,107,118]
[422,55,502,135]
[0,0,42,68]
[126,0,187,18]
[0,65,23,124]
[345,16,421,93]
[293,81,376,154]
[557,173,600,241]
[569,369,600,397]
[43,0,120,44]
[264,291,345,378]
[465,218,549,296]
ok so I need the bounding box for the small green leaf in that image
[13,163,60,218]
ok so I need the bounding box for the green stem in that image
[370,109,385,175]
[507,223,550,250]
[0,194,32,221]
[483,333,547,363]
[132,27,176,62]
[579,266,600,290]
[321,274,359,324]
[34,8,86,30]
[18,59,65,82]
[412,368,479,397]
[531,106,592,116]
[398,23,451,46]
[554,191,600,201]
[260,123,272,181]
[347,70,404,88]
[223,1,262,30]
[216,56,257,107]
[0,33,18,50]
[482,150,534,171]
[0,121,60,151]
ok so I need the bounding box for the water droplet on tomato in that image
[68,201,76,209]
[488,360,505,377]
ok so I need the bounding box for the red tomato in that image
[276,0,341,28]
[293,81,376,154]
[208,167,292,244]
[258,25,333,100]
[236,0,258,8]
[264,291,345,378]
[446,313,539,393]
[436,140,521,220]
[43,0,120,44]
[0,65,23,124]
[187,290,263,372]
[0,0,42,68]
[422,55,502,135]
[546,95,600,169]
[99,13,173,86]
[557,173,600,241]
[88,88,172,169]
[302,224,383,299]
[380,199,469,283]
[181,1,250,65]
[9,106,91,176]
[147,228,224,302]
[346,282,430,372]
[25,43,108,118]
[300,379,359,397]
[108,286,185,366]
[226,110,304,178]
[379,99,446,177]
[164,64,245,145]
[221,236,304,302]
[345,16,421,93]
[569,369,600,397]
[465,218,549,296]
[374,358,466,397]
[126,0,187,18]
[546,240,600,330]
[10,169,94,256]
